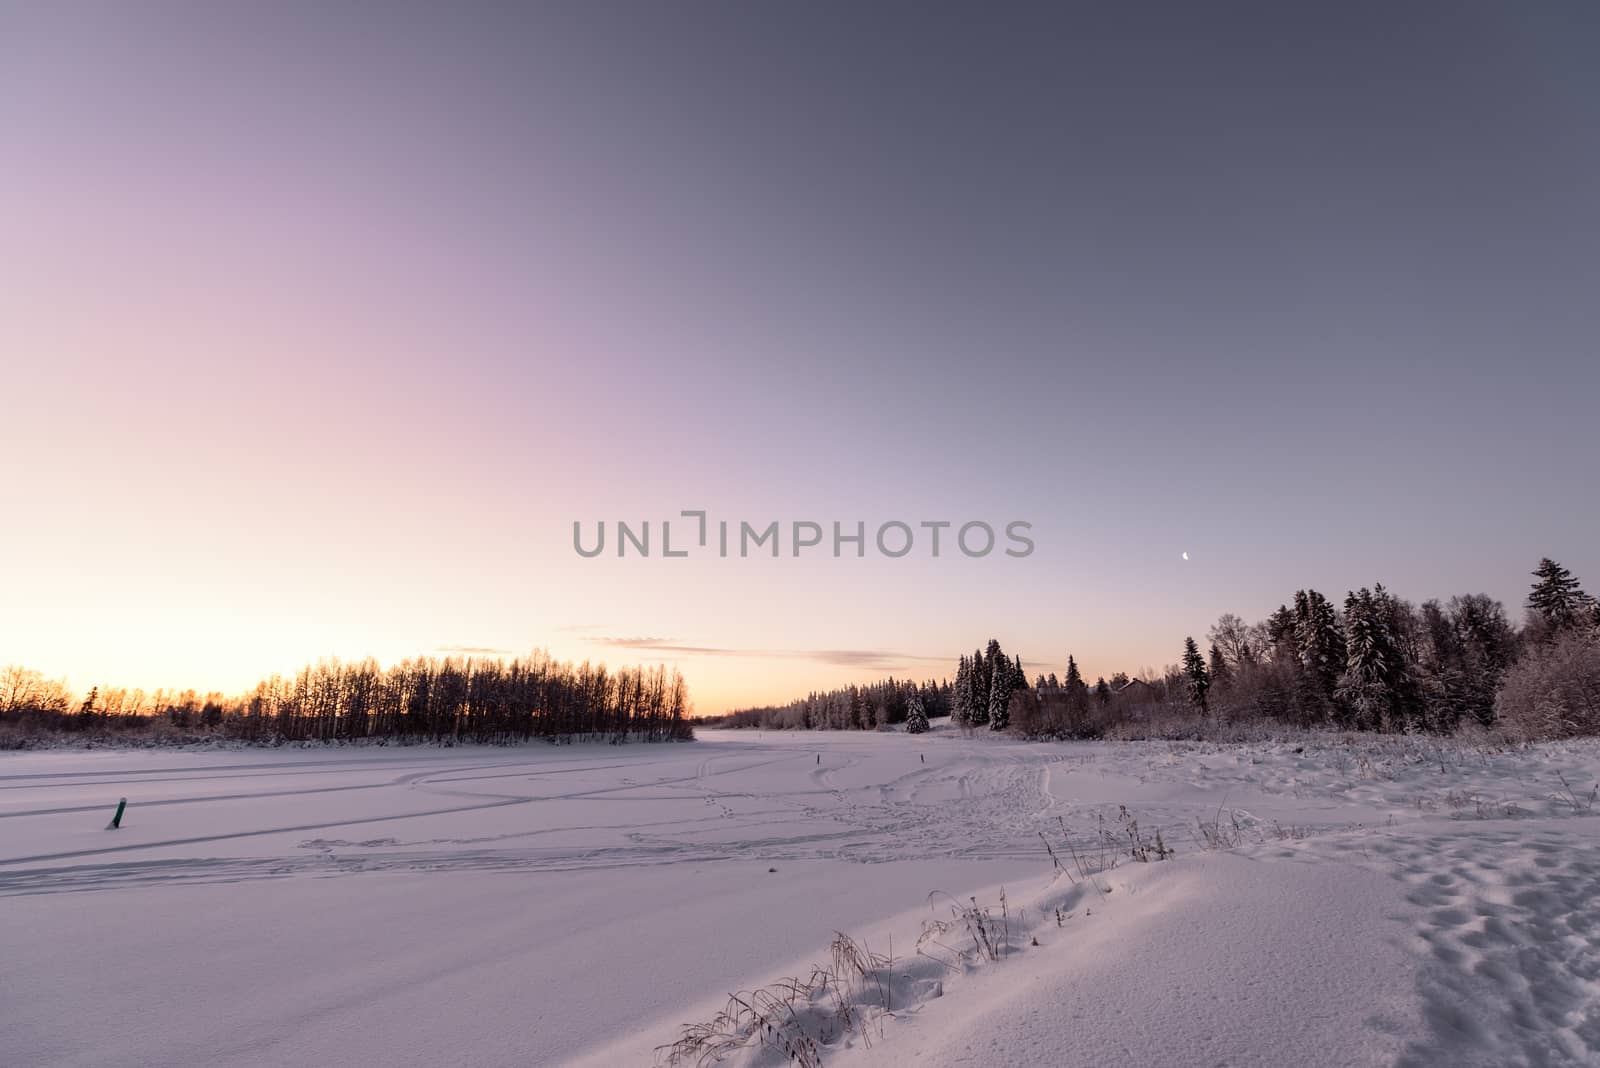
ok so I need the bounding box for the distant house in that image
[1112,678,1159,719]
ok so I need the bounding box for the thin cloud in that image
[584,636,947,671]
[434,644,515,656]
[810,649,950,669]
[590,637,741,655]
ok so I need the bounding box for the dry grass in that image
[917,890,1010,970]
[1443,788,1526,820]
[1039,808,1172,883]
[654,931,899,1067]
[1554,771,1599,815]
[1193,800,1249,850]
[655,986,824,1068]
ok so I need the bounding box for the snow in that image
[849,854,1420,1068]
[4,728,1600,1066]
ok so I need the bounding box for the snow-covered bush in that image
[1494,631,1600,739]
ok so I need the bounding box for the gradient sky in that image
[3,3,1597,713]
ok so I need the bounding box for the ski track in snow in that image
[0,743,1065,891]
[5,728,1600,1066]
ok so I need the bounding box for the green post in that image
[109,797,126,830]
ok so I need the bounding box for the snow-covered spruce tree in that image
[1266,603,1297,650]
[1336,587,1418,730]
[983,639,1005,680]
[1208,642,1232,692]
[1372,584,1424,729]
[951,656,972,729]
[988,657,1015,730]
[1337,589,1384,728]
[905,690,929,734]
[1410,594,1509,732]
[1528,558,1593,636]
[969,646,991,726]
[1064,655,1084,695]
[1293,589,1346,705]
[1452,594,1518,727]
[1064,654,1090,724]
[1416,599,1471,732]
[1182,636,1210,714]
[1453,594,1517,674]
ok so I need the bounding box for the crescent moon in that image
[1182,551,1190,561]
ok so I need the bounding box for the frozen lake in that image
[4,728,1599,1066]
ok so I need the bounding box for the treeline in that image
[0,651,694,746]
[714,557,1600,742]
[719,676,951,731]
[1010,557,1600,740]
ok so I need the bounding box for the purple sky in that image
[3,3,1597,711]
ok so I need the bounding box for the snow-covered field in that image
[3,727,1599,1067]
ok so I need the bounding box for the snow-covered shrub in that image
[1494,631,1600,739]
